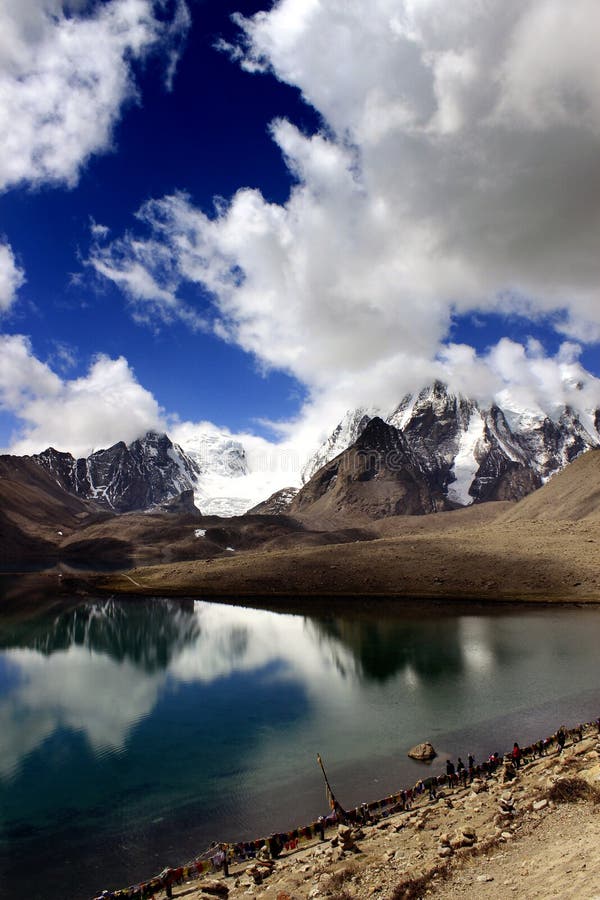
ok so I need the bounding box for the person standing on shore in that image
[467,754,475,782]
[557,728,566,754]
[512,742,522,769]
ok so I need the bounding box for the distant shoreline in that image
[71,501,600,607]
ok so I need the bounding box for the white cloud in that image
[0,241,25,312]
[0,0,190,192]
[90,0,600,432]
[439,339,600,422]
[0,334,165,456]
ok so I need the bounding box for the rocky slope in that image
[291,417,441,520]
[293,382,600,519]
[222,729,600,900]
[248,487,300,515]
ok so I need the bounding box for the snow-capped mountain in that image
[32,428,299,518]
[297,381,600,515]
[26,382,600,520]
[34,432,201,513]
[173,428,303,516]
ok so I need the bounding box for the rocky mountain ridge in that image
[34,432,200,514]
[293,381,600,518]
[16,381,600,520]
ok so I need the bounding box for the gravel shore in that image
[103,728,600,900]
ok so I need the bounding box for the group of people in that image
[413,721,594,805]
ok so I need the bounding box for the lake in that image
[1,593,600,899]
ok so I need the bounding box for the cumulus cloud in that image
[89,0,600,448]
[0,334,165,456]
[0,0,190,192]
[0,241,25,312]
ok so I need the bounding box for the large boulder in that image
[408,741,437,761]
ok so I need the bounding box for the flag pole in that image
[316,753,347,822]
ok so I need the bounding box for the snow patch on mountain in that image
[447,409,485,506]
[174,427,304,516]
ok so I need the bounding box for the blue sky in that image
[1,0,313,443]
[2,0,600,458]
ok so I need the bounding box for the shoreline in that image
[94,721,600,900]
[5,572,600,626]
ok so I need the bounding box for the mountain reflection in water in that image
[1,596,600,900]
[0,596,201,670]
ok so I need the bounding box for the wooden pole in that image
[316,753,346,820]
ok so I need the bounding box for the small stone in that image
[533,799,548,811]
[438,846,453,858]
[198,879,230,896]
[477,874,494,883]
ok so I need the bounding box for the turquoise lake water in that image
[1,594,600,899]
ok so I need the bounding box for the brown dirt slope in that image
[93,511,600,603]
[0,455,102,537]
[500,448,600,523]
[0,455,107,565]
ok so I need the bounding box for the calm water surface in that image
[1,595,600,899]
